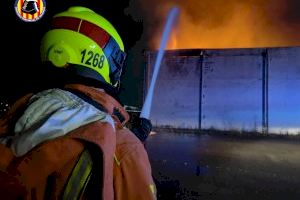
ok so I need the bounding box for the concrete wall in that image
[268,48,300,134]
[145,47,300,135]
[146,54,201,129]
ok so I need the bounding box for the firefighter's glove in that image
[131,117,152,142]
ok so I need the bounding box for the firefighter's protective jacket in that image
[0,84,156,200]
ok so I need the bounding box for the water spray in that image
[140,6,180,119]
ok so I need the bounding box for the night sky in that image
[1,0,146,107]
[3,0,300,107]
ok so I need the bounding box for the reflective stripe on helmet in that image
[52,16,110,49]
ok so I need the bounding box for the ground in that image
[146,131,300,200]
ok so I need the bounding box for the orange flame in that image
[148,1,300,49]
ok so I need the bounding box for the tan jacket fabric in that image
[0,84,156,200]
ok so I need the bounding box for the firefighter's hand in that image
[130,117,152,143]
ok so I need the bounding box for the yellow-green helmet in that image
[40,6,126,87]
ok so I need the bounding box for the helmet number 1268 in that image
[81,49,105,69]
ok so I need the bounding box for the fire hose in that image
[140,6,180,119]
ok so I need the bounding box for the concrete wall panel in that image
[268,48,300,134]
[146,54,201,128]
[145,47,300,135]
[202,49,263,132]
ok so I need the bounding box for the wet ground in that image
[145,131,300,200]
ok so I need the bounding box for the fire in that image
[146,0,300,49]
[167,29,178,49]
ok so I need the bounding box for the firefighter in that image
[0,6,156,199]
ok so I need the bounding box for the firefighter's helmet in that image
[40,6,126,87]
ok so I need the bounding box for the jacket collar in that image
[64,84,129,127]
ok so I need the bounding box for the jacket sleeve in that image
[113,128,157,200]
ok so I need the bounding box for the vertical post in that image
[262,49,269,134]
[199,50,204,130]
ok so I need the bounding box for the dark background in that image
[1,0,147,107]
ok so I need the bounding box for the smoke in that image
[125,0,300,49]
